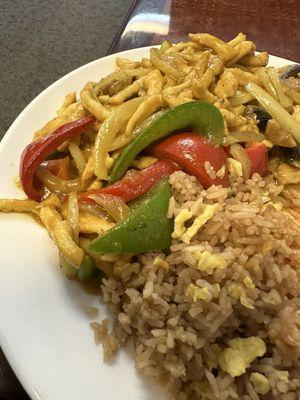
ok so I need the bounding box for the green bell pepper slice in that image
[89,179,173,254]
[60,255,99,282]
[109,100,224,184]
[78,256,99,282]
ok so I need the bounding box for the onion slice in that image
[93,97,144,180]
[230,143,252,180]
[150,48,184,80]
[224,131,265,145]
[79,203,111,220]
[266,67,293,108]
[111,109,168,151]
[68,142,87,174]
[67,192,79,243]
[245,82,300,144]
[88,194,130,223]
[229,90,254,107]
[36,167,83,194]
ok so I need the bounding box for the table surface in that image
[0,0,299,398]
[109,0,300,61]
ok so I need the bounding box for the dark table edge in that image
[107,0,139,55]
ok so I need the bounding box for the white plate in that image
[0,47,294,400]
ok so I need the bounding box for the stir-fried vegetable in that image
[150,48,184,80]
[6,37,300,288]
[78,256,99,281]
[68,142,87,174]
[94,68,152,95]
[229,90,254,107]
[275,163,300,185]
[88,194,130,223]
[245,83,300,144]
[279,64,300,81]
[36,168,84,194]
[79,159,178,204]
[281,146,300,168]
[266,67,293,108]
[109,101,225,184]
[256,69,278,101]
[93,97,144,180]
[89,179,173,253]
[150,133,229,188]
[245,143,268,176]
[110,109,167,151]
[41,157,73,180]
[265,119,296,147]
[244,105,271,132]
[67,192,79,243]
[60,254,99,282]
[20,116,95,201]
[224,130,265,145]
[230,143,252,180]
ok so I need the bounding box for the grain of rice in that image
[204,161,216,180]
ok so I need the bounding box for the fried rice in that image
[91,171,300,400]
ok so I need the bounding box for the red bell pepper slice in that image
[149,132,229,188]
[79,159,178,204]
[41,157,73,180]
[245,142,268,176]
[20,116,95,201]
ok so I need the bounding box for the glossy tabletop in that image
[0,0,299,399]
[109,0,300,62]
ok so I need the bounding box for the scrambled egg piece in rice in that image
[218,337,266,377]
[172,204,220,243]
[186,282,220,302]
[228,282,255,309]
[186,284,212,302]
[182,204,220,244]
[227,157,243,177]
[194,250,228,274]
[153,256,170,271]
[250,372,270,394]
[243,276,255,289]
[172,208,193,239]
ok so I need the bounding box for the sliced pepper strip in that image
[150,133,229,188]
[20,116,95,201]
[245,142,268,176]
[60,254,99,282]
[89,179,173,254]
[109,101,224,184]
[79,159,178,204]
[41,157,74,180]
